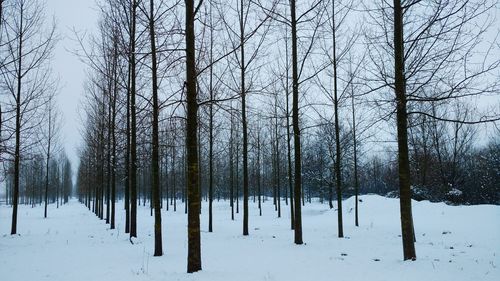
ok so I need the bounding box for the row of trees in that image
[3,153,72,209]
[0,0,495,274]
[0,0,73,233]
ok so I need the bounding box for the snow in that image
[448,188,463,197]
[0,195,499,281]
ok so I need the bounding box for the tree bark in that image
[351,82,359,227]
[130,0,138,239]
[285,58,294,230]
[110,33,118,230]
[290,0,303,245]
[208,2,214,232]
[332,6,343,238]
[125,53,131,234]
[106,80,111,224]
[44,98,52,219]
[257,129,262,216]
[11,5,24,235]
[230,107,235,220]
[185,0,202,273]
[274,95,281,218]
[149,0,163,256]
[240,0,249,236]
[393,0,416,261]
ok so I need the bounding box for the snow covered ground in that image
[0,195,498,281]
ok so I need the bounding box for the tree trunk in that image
[351,82,359,227]
[44,100,52,219]
[186,0,202,273]
[240,0,249,236]
[172,141,177,212]
[285,63,294,229]
[149,0,163,256]
[106,82,111,225]
[110,34,118,230]
[236,137,239,214]
[290,0,303,245]
[11,7,24,235]
[208,2,214,232]
[230,106,235,220]
[130,0,138,239]
[332,7,343,238]
[274,95,281,218]
[124,55,131,234]
[393,0,416,261]
[257,130,262,216]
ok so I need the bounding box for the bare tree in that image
[129,0,139,239]
[2,0,56,234]
[219,0,271,236]
[366,0,500,260]
[147,0,163,256]
[41,93,61,218]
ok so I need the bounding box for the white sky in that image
[45,0,98,174]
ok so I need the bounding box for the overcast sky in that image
[45,0,98,174]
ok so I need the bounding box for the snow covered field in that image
[0,195,498,281]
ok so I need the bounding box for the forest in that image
[0,0,499,280]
